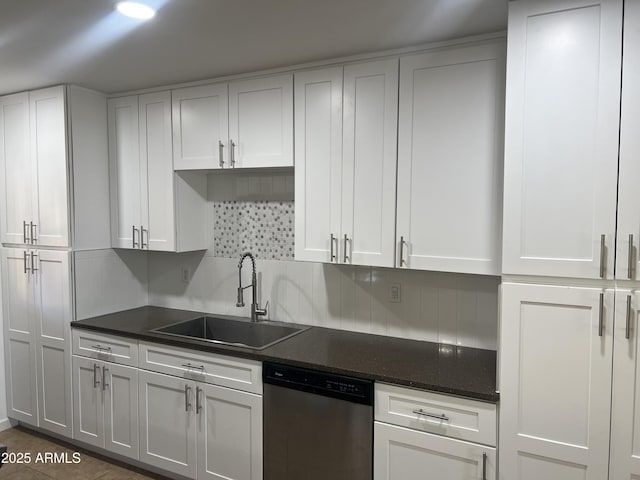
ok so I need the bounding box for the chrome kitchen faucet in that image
[237,252,268,322]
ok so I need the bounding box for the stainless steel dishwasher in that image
[263,362,373,480]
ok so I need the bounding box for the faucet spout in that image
[237,252,268,322]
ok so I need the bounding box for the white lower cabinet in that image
[72,355,139,460]
[138,349,263,480]
[499,283,614,480]
[374,422,496,480]
[374,383,496,480]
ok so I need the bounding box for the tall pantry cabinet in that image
[0,85,110,437]
[499,1,640,479]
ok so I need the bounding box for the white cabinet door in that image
[502,0,622,279]
[610,289,640,479]
[0,93,32,245]
[29,86,69,248]
[396,41,505,275]
[229,74,293,168]
[172,83,229,170]
[108,96,141,249]
[374,422,496,480]
[499,283,613,480]
[104,362,139,460]
[139,91,175,252]
[616,0,640,281]
[72,355,104,448]
[294,67,343,263]
[197,383,263,480]
[1,247,37,425]
[342,59,398,267]
[139,370,197,478]
[34,249,72,437]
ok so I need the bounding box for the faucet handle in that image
[256,301,269,318]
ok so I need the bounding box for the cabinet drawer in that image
[139,341,262,395]
[72,329,138,367]
[375,383,496,446]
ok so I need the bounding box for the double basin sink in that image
[153,315,308,350]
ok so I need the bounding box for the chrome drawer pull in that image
[182,363,205,371]
[627,295,633,340]
[91,344,112,353]
[412,409,450,422]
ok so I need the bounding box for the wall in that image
[74,249,149,320]
[147,171,499,350]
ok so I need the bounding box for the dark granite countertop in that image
[71,306,498,403]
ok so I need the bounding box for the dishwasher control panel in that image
[263,362,373,405]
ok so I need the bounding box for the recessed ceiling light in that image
[116,2,156,20]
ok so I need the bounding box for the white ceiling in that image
[0,0,507,96]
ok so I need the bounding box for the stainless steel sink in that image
[152,316,308,350]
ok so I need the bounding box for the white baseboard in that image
[0,418,12,432]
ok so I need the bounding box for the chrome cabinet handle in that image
[230,140,236,167]
[182,363,205,371]
[598,293,604,337]
[184,385,192,412]
[30,252,37,275]
[91,344,112,353]
[482,452,487,480]
[600,234,606,278]
[140,226,147,249]
[102,366,109,391]
[132,225,139,248]
[330,234,336,262]
[399,236,406,267]
[218,141,225,168]
[412,409,450,422]
[343,235,350,263]
[23,251,30,274]
[627,295,633,340]
[196,386,202,414]
[629,234,634,279]
[23,221,29,244]
[93,364,101,389]
[29,222,37,245]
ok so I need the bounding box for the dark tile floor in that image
[0,427,169,479]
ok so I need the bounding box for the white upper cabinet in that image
[229,74,294,168]
[342,59,398,268]
[0,86,70,247]
[499,283,614,480]
[108,95,141,249]
[616,0,640,281]
[109,92,208,252]
[502,0,622,279]
[294,67,344,263]
[295,60,398,267]
[0,92,32,245]
[172,83,229,170]
[396,41,505,275]
[29,87,69,247]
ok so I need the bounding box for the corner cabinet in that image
[173,74,293,170]
[294,59,399,267]
[1,248,73,437]
[108,92,208,252]
[501,0,622,279]
[0,87,69,247]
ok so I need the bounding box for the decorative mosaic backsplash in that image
[213,201,294,260]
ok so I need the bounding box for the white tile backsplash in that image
[147,251,499,350]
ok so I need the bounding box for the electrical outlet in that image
[181,266,191,284]
[389,283,401,303]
